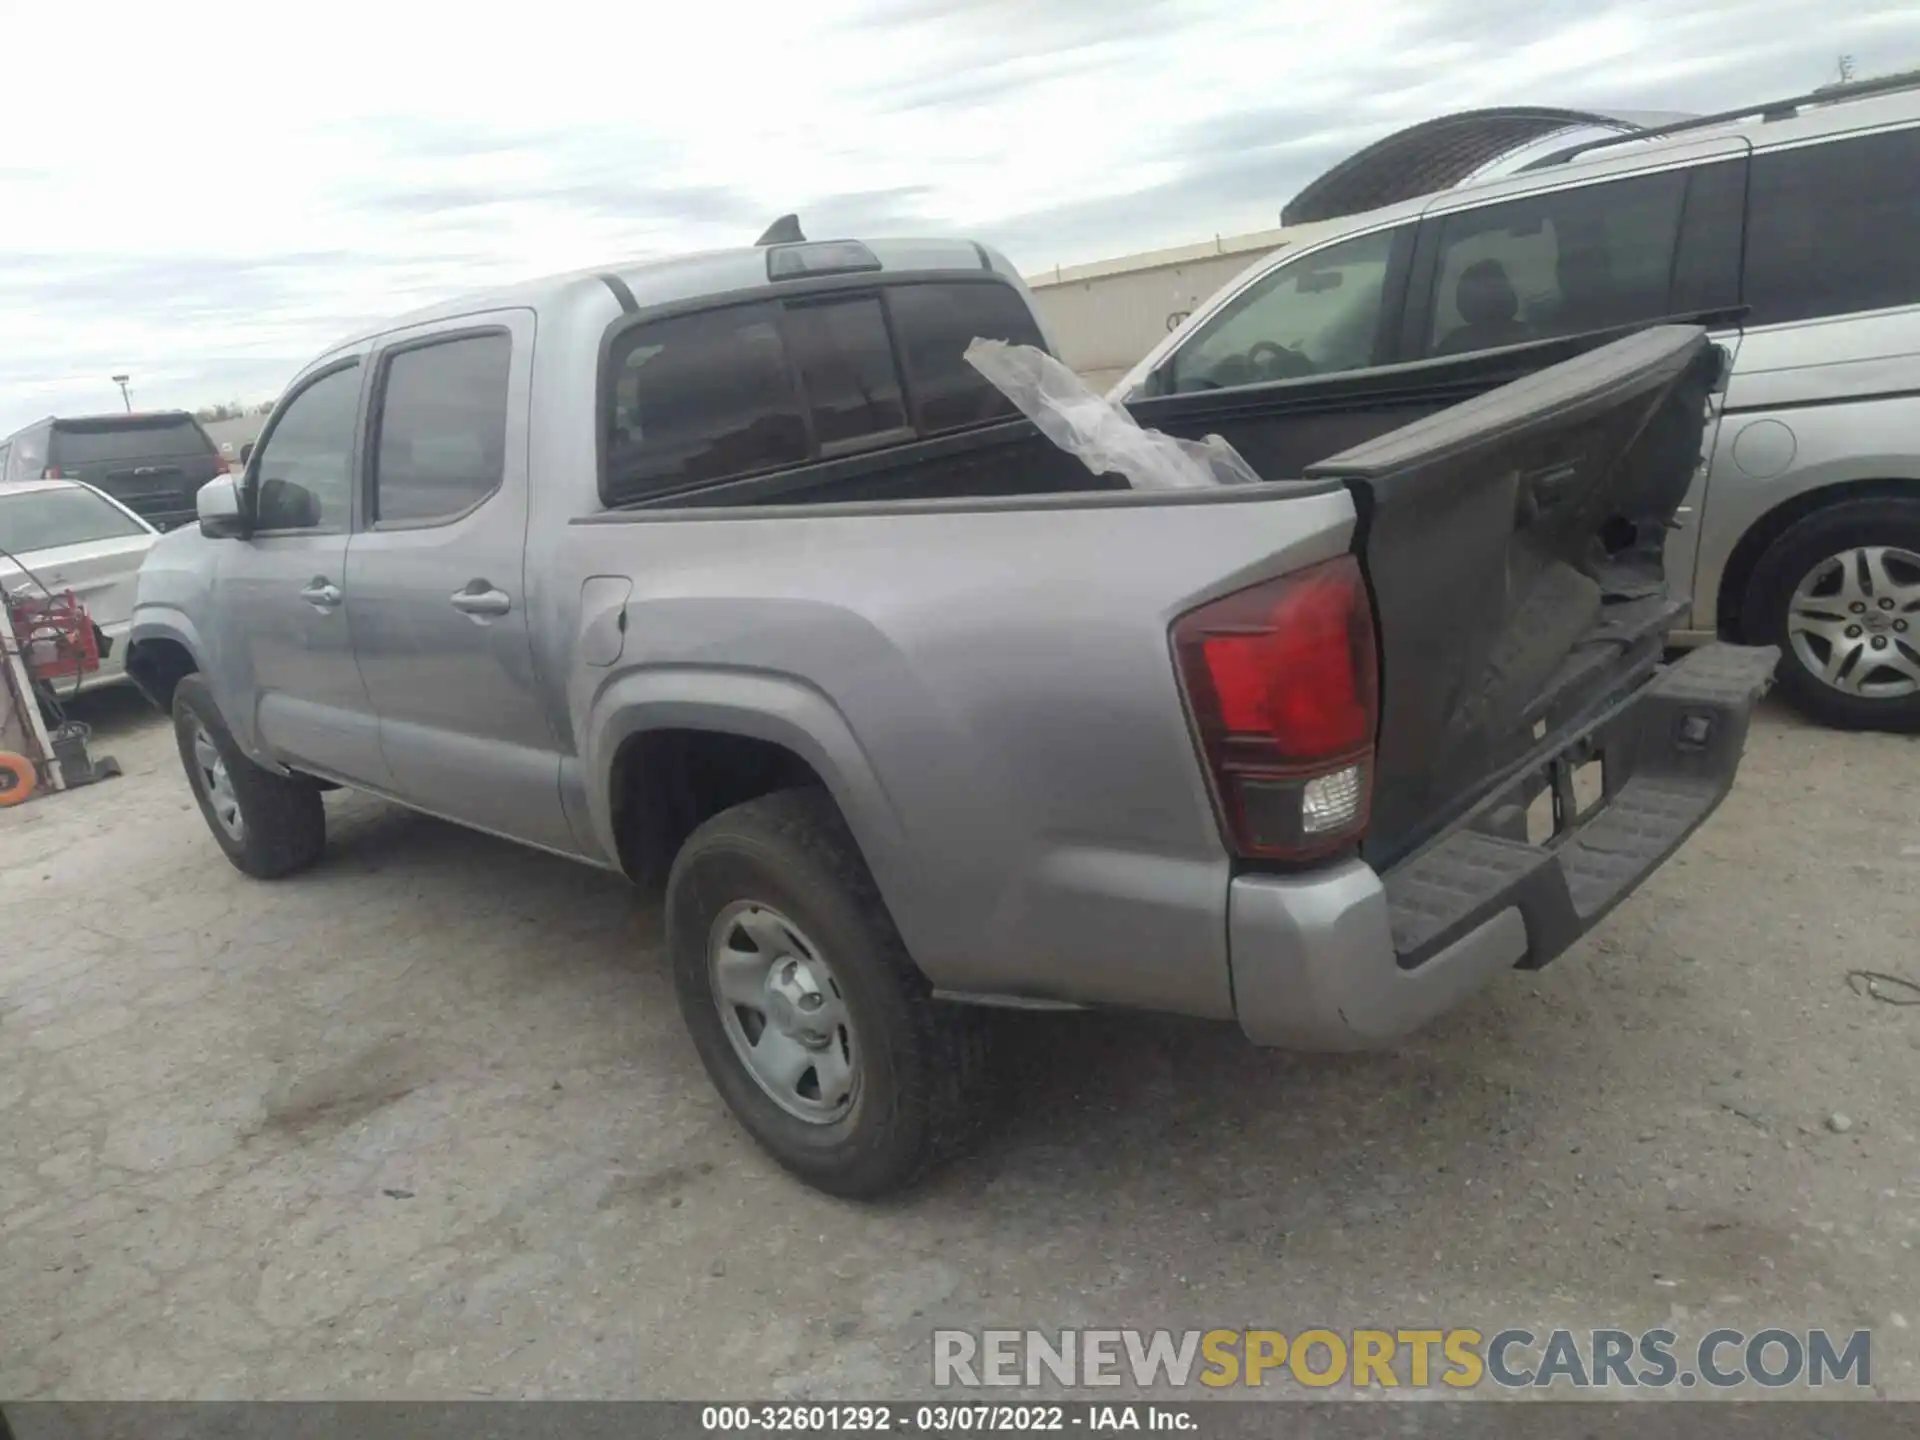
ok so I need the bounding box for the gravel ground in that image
[2,686,1917,1401]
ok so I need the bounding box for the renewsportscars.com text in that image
[932,1327,1872,1391]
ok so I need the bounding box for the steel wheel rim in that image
[191,724,245,840]
[707,901,859,1125]
[1787,545,1920,699]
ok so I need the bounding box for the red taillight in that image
[1172,555,1379,860]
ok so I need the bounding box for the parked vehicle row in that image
[1115,77,1920,731]
[1,411,230,533]
[0,479,159,695]
[128,226,1773,1195]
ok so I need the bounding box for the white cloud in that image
[1,0,1915,430]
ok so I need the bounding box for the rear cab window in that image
[48,415,219,468]
[601,278,1047,507]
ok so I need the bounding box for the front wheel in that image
[172,674,327,877]
[1745,498,1920,731]
[665,787,993,1198]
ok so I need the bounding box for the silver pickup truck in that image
[130,236,1777,1196]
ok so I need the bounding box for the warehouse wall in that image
[1025,224,1332,391]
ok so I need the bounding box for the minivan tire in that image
[171,674,328,877]
[1744,497,1920,732]
[665,787,993,1198]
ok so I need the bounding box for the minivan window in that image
[1421,169,1687,357]
[372,332,512,525]
[784,296,909,449]
[887,281,1047,432]
[1743,127,1920,327]
[48,415,217,466]
[250,365,361,531]
[605,302,809,505]
[1161,226,1402,394]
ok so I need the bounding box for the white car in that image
[0,478,159,693]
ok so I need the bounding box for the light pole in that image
[111,374,132,412]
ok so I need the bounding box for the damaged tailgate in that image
[1305,325,1775,968]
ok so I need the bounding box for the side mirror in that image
[239,441,254,465]
[197,474,248,539]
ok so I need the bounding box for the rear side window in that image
[1420,169,1686,358]
[372,332,512,525]
[1743,128,1920,327]
[888,281,1047,431]
[49,416,216,467]
[605,302,809,505]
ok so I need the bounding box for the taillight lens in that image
[1172,555,1379,861]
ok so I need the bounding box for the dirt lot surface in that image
[3,688,1918,1400]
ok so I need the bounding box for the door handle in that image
[299,579,343,611]
[450,582,512,620]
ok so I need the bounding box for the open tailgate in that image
[1304,325,1775,960]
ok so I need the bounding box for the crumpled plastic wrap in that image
[964,339,1262,491]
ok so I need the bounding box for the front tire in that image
[171,674,327,878]
[666,787,992,1198]
[1744,498,1920,731]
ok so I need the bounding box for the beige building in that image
[1022,224,1337,391]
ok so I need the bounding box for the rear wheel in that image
[1745,498,1920,731]
[172,674,327,877]
[665,787,993,1198]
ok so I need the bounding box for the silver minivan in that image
[1119,78,1920,731]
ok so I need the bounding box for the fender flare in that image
[581,666,920,925]
[124,611,275,769]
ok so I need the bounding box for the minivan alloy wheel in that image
[1786,545,1920,698]
[708,901,860,1124]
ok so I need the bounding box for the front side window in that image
[250,364,360,531]
[372,333,511,526]
[0,486,148,554]
[605,302,808,505]
[1162,227,1403,394]
[1421,169,1686,358]
[1744,127,1920,327]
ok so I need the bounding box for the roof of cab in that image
[324,236,1010,356]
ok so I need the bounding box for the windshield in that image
[49,417,216,466]
[0,487,149,554]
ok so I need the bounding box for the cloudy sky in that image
[1,0,1915,431]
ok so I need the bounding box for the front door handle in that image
[450,582,512,621]
[299,578,343,611]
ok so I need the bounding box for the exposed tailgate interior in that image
[1301,324,1725,869]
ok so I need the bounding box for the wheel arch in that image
[1717,477,1920,639]
[585,668,920,927]
[124,618,206,712]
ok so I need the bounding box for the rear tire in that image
[666,787,993,1198]
[1744,498,1920,732]
[171,674,327,878]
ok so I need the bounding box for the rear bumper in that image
[1227,642,1777,1051]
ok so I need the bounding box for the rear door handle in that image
[450,582,512,621]
[299,579,343,611]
